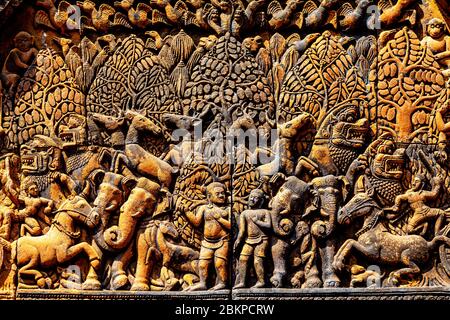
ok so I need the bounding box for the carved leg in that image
[233,255,249,289]
[334,240,379,276]
[333,239,356,271]
[320,240,340,288]
[270,238,289,288]
[302,239,322,288]
[210,256,228,290]
[388,250,421,286]
[295,157,320,179]
[64,242,101,290]
[131,228,153,291]
[21,219,41,237]
[19,266,46,288]
[111,242,134,290]
[302,262,322,288]
[252,256,266,288]
[17,245,47,288]
[187,259,210,291]
[163,149,182,167]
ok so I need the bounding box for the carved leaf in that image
[87,35,181,155]
[14,49,85,145]
[369,28,444,141]
[279,31,366,126]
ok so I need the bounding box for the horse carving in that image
[0,196,101,290]
[333,192,450,286]
[124,110,175,191]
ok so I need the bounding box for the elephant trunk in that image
[93,226,118,252]
[271,209,293,238]
[103,209,142,250]
[311,192,338,239]
[104,224,136,250]
[91,201,118,252]
[103,188,153,250]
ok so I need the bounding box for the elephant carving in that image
[106,177,163,290]
[268,176,311,288]
[306,175,348,288]
[85,169,137,254]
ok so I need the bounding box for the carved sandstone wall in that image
[0,0,449,299]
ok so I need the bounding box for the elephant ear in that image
[121,177,138,198]
[80,180,92,200]
[89,169,106,187]
[97,148,113,172]
[112,152,130,174]
[146,247,162,264]
[269,172,287,196]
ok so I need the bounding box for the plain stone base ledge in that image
[13,287,450,300]
[232,287,450,300]
[16,289,231,300]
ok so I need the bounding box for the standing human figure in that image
[185,182,231,291]
[234,189,271,288]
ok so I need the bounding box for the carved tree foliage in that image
[87,35,181,118]
[173,32,276,248]
[183,32,275,129]
[429,83,450,144]
[14,49,85,145]
[368,28,445,142]
[173,156,217,248]
[278,31,367,126]
[87,35,181,154]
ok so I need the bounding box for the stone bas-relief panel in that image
[0,0,449,300]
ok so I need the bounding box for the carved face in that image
[337,192,375,225]
[198,36,217,50]
[120,187,156,218]
[126,111,162,136]
[20,136,62,175]
[159,221,179,239]
[212,0,231,11]
[278,113,313,139]
[69,196,100,228]
[268,185,300,215]
[411,176,424,192]
[372,146,405,180]
[428,20,446,39]
[92,172,130,226]
[243,36,263,54]
[208,185,226,205]
[248,190,265,208]
[14,32,33,52]
[90,113,124,131]
[331,108,369,148]
[58,114,87,148]
[27,183,39,197]
[162,113,201,131]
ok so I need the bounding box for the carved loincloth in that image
[202,236,229,250]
